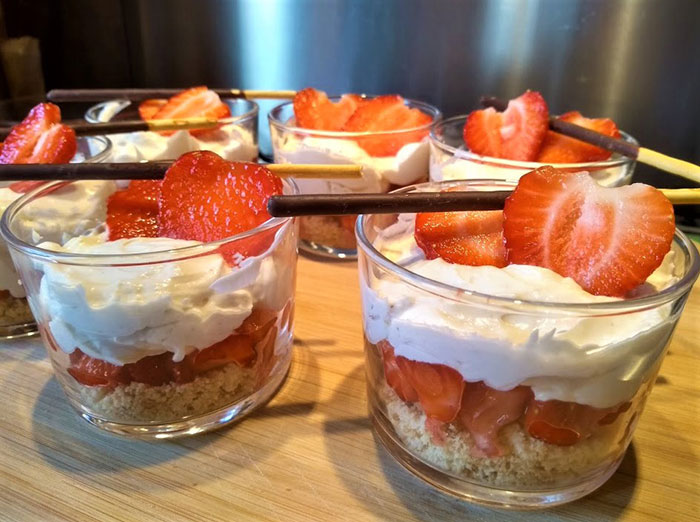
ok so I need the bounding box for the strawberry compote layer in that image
[360,212,681,489]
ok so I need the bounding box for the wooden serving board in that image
[0,256,698,521]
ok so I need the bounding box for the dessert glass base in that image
[65,356,291,439]
[369,391,623,509]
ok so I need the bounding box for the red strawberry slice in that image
[150,86,231,137]
[68,349,129,387]
[193,333,256,372]
[463,90,549,161]
[395,356,464,422]
[138,99,167,121]
[292,87,363,131]
[537,111,621,163]
[503,166,675,297]
[0,103,76,164]
[106,180,162,240]
[378,340,419,403]
[415,210,507,267]
[343,95,432,156]
[9,181,48,193]
[458,381,533,456]
[524,399,624,446]
[158,151,283,261]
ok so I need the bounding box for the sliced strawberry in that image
[378,340,419,403]
[106,180,162,240]
[339,215,358,233]
[158,151,283,249]
[150,86,231,137]
[524,399,622,446]
[503,166,675,297]
[395,357,464,422]
[458,381,533,457]
[464,90,549,161]
[126,352,179,386]
[414,210,507,267]
[236,308,278,343]
[292,87,362,131]
[0,103,76,164]
[9,181,48,193]
[68,349,129,387]
[343,95,432,156]
[193,333,256,372]
[537,111,621,163]
[138,99,167,121]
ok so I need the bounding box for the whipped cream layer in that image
[0,181,117,297]
[362,216,679,408]
[37,228,293,365]
[95,101,258,162]
[273,134,430,194]
[430,149,629,187]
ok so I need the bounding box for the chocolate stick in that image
[46,88,297,102]
[268,188,700,216]
[480,96,700,183]
[0,162,362,180]
[0,117,238,140]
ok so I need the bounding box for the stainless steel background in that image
[2,0,699,189]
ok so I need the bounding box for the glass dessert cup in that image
[430,115,638,187]
[269,97,441,259]
[85,98,259,162]
[0,135,112,340]
[356,179,700,508]
[1,180,298,438]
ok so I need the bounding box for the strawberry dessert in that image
[86,86,258,162]
[1,151,297,437]
[357,167,699,506]
[0,103,112,338]
[269,87,440,255]
[430,90,637,187]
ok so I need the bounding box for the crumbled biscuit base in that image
[300,216,356,250]
[0,292,33,327]
[379,383,624,489]
[77,363,256,424]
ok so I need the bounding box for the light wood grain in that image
[0,256,698,521]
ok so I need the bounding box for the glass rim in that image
[429,114,638,169]
[356,178,700,315]
[77,134,113,163]
[0,177,297,266]
[268,96,442,138]
[84,98,260,125]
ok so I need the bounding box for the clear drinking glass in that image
[357,179,699,508]
[0,135,112,339]
[269,97,441,259]
[430,115,637,186]
[1,179,298,438]
[85,98,259,162]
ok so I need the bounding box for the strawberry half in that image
[463,90,549,161]
[149,86,231,137]
[158,151,283,261]
[0,103,76,164]
[106,180,162,240]
[395,357,465,423]
[458,382,533,456]
[138,99,167,121]
[293,87,363,131]
[379,340,419,403]
[414,209,507,267]
[503,166,675,297]
[343,95,432,156]
[537,111,621,163]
